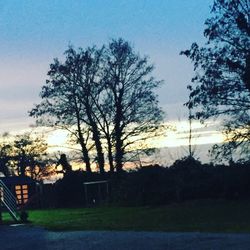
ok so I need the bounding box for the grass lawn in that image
[2,199,250,232]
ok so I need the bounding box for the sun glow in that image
[149,120,225,149]
[46,129,71,153]
[0,120,227,178]
[43,120,225,154]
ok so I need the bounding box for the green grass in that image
[2,199,250,232]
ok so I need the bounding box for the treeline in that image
[114,157,250,206]
[44,156,250,208]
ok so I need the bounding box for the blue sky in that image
[0,0,213,133]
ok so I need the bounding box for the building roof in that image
[0,176,37,185]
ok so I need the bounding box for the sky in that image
[0,0,220,162]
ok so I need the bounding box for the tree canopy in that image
[181,0,250,161]
[0,132,48,179]
[30,38,164,173]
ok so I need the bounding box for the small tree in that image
[12,133,48,178]
[0,133,48,179]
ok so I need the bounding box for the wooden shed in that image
[0,176,41,207]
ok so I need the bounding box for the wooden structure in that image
[83,180,109,206]
[0,176,41,208]
[0,179,19,221]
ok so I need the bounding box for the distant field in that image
[2,200,250,232]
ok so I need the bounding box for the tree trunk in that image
[77,127,91,173]
[92,128,105,174]
[115,136,123,173]
[80,141,91,173]
[114,96,124,173]
[106,137,114,173]
[114,118,124,172]
[86,106,105,174]
[75,108,92,173]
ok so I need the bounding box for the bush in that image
[111,158,250,206]
[46,160,250,208]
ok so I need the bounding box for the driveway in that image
[0,224,250,250]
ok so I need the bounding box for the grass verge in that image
[2,199,250,232]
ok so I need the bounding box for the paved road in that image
[1,225,250,250]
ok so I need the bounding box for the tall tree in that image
[30,46,105,173]
[103,39,164,172]
[31,39,164,172]
[181,0,250,160]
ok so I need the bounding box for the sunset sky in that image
[0,0,218,161]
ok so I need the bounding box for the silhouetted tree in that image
[31,39,165,173]
[103,39,165,172]
[30,46,106,173]
[13,133,48,178]
[181,0,250,161]
[0,133,48,178]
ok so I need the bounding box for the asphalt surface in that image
[1,224,250,250]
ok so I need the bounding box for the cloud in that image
[0,117,35,134]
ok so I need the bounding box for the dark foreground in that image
[1,225,250,250]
